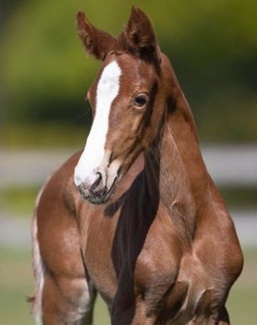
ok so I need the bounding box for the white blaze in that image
[74,60,122,187]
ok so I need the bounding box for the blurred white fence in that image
[0,145,256,248]
[0,145,256,188]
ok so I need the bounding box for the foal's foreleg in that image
[216,306,230,325]
[41,273,96,325]
[31,233,96,325]
[188,306,230,325]
[31,207,96,325]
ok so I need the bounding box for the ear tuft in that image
[76,11,117,60]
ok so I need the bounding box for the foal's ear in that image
[120,6,160,63]
[76,11,117,60]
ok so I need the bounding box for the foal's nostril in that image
[91,172,103,190]
[89,172,107,197]
[89,172,110,200]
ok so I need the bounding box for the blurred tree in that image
[1,0,257,141]
[0,0,24,16]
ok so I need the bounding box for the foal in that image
[31,7,243,325]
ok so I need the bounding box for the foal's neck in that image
[144,63,209,237]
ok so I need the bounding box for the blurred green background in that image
[0,0,257,324]
[1,0,257,142]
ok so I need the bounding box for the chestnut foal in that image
[31,7,243,325]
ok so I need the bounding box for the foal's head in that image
[74,7,174,204]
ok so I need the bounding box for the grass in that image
[0,187,39,217]
[0,247,110,325]
[0,247,256,325]
[227,248,257,324]
[0,248,34,325]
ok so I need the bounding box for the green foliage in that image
[1,0,257,141]
[1,1,95,123]
[1,123,88,149]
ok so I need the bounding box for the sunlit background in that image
[0,1,256,324]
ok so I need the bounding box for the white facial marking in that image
[74,60,122,187]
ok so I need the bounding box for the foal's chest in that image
[134,244,215,324]
[84,201,217,323]
[131,208,217,324]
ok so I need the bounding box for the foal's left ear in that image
[120,6,160,64]
[76,11,117,60]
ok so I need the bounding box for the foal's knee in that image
[39,274,95,325]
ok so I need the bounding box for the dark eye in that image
[133,93,149,108]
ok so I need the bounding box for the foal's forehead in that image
[100,54,155,85]
[88,54,157,102]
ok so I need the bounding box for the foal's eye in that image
[133,93,149,109]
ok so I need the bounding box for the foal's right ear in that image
[76,11,117,60]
